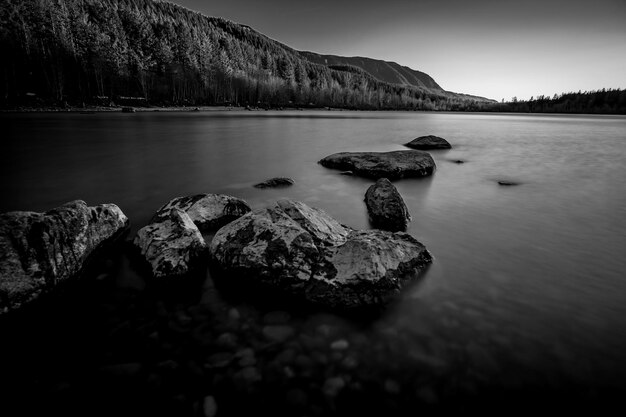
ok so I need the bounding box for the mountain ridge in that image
[0,0,494,109]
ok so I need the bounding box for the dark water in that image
[1,110,626,415]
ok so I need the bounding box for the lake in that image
[2,110,626,415]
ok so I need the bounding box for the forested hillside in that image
[299,52,443,91]
[0,0,493,110]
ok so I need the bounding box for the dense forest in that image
[0,0,493,110]
[488,89,626,115]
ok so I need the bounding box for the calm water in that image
[2,110,626,413]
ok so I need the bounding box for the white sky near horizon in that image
[171,0,626,101]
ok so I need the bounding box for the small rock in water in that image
[263,325,295,342]
[497,180,519,186]
[452,159,465,164]
[330,339,350,350]
[263,310,291,325]
[203,395,218,417]
[254,177,295,188]
[341,355,359,369]
[323,376,346,397]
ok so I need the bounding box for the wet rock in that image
[364,178,411,232]
[153,193,251,232]
[497,180,520,186]
[238,355,257,367]
[404,135,452,150]
[133,209,207,279]
[205,352,234,369]
[237,366,262,383]
[451,159,465,164]
[227,307,241,321]
[330,339,350,350]
[339,171,354,176]
[203,395,218,417]
[263,325,295,342]
[341,355,359,369]
[254,177,295,188]
[0,200,129,313]
[210,199,432,309]
[216,332,238,349]
[319,150,436,180]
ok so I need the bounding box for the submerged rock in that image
[153,193,251,232]
[0,200,129,314]
[318,150,435,180]
[365,178,411,232]
[210,199,432,309]
[253,177,295,189]
[133,209,207,279]
[404,135,452,150]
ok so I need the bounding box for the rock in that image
[497,180,519,186]
[330,339,350,350]
[0,200,129,314]
[237,366,262,383]
[384,379,401,394]
[253,177,295,188]
[133,209,207,279]
[404,135,452,150]
[263,325,295,342]
[263,310,291,325]
[339,171,354,176]
[451,159,465,164]
[318,150,435,180]
[364,178,411,232]
[153,194,251,232]
[323,376,346,397]
[203,396,218,417]
[210,199,432,309]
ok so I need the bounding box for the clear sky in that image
[170,0,626,101]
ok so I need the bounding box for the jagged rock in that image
[210,199,432,309]
[0,200,129,314]
[318,150,435,180]
[253,177,295,188]
[133,209,207,279]
[404,135,452,150]
[153,194,251,232]
[364,178,411,232]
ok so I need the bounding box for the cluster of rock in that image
[1,134,455,314]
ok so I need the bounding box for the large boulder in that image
[210,199,432,309]
[153,194,251,232]
[404,135,452,150]
[319,150,435,179]
[133,209,207,279]
[365,178,411,232]
[0,200,129,314]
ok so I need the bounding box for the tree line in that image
[490,89,626,114]
[0,0,492,110]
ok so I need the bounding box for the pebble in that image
[341,355,359,369]
[384,379,401,394]
[416,386,438,404]
[323,376,346,397]
[263,325,295,342]
[216,332,238,349]
[228,308,241,321]
[263,310,291,325]
[205,352,233,369]
[238,366,262,383]
[330,339,349,350]
[203,395,218,417]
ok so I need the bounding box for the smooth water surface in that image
[2,110,626,412]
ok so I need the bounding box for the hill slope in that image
[299,52,443,91]
[0,0,492,110]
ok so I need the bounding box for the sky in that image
[170,0,626,101]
